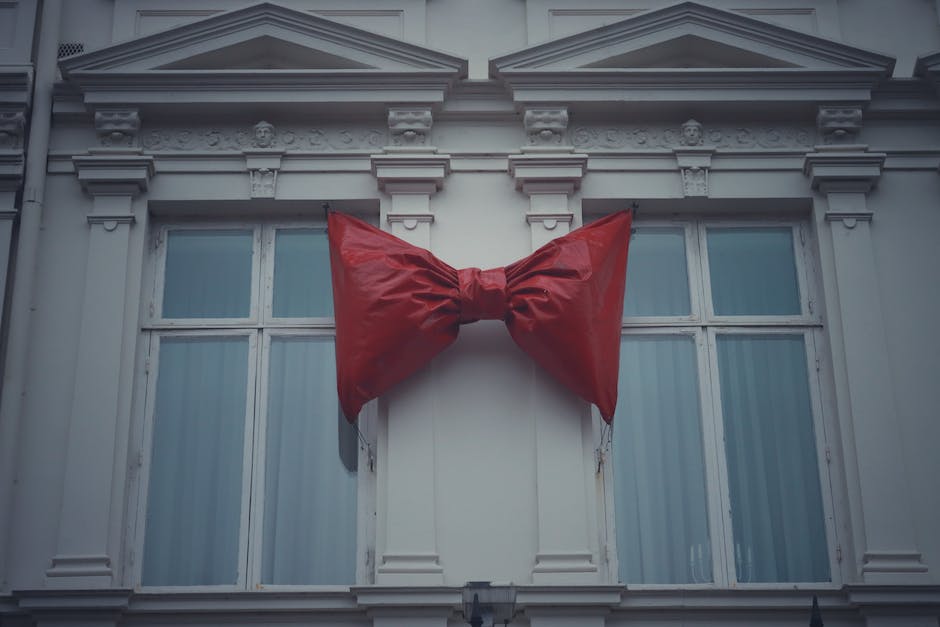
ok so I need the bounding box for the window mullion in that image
[701,326,737,586]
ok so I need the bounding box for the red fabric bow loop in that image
[328,210,632,424]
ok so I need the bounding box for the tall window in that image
[138,223,360,588]
[611,219,833,585]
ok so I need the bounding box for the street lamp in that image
[461,581,516,627]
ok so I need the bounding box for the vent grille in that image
[57,42,85,58]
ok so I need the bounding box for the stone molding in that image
[0,110,26,150]
[387,213,435,230]
[72,151,155,196]
[0,151,25,191]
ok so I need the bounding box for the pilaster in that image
[357,587,458,627]
[0,109,25,344]
[46,149,154,587]
[370,143,450,584]
[508,153,586,249]
[509,126,598,583]
[803,144,928,583]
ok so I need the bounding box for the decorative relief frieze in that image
[388,108,432,147]
[524,108,569,146]
[572,124,814,150]
[0,111,26,149]
[95,109,141,148]
[140,125,386,152]
[817,106,863,145]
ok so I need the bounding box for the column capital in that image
[508,153,588,192]
[72,150,155,197]
[371,153,451,192]
[803,147,885,193]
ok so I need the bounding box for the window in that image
[135,223,363,588]
[608,219,834,586]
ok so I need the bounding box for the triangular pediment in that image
[157,36,375,70]
[60,2,467,111]
[491,2,894,109]
[493,2,893,72]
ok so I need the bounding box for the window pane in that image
[143,336,249,586]
[707,227,800,315]
[272,229,333,317]
[163,230,253,318]
[717,335,830,583]
[262,337,356,584]
[623,228,691,317]
[613,336,711,584]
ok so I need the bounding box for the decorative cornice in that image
[803,147,886,192]
[914,50,940,98]
[72,151,155,196]
[573,123,814,151]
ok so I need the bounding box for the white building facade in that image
[1,1,940,625]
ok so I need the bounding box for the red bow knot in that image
[458,267,508,323]
[328,210,632,423]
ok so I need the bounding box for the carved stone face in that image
[681,119,703,146]
[254,121,275,148]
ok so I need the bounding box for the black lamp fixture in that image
[462,581,517,627]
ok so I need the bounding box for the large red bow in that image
[328,210,632,423]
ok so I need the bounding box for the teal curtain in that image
[613,336,711,583]
[143,336,249,586]
[717,335,830,582]
[262,337,357,584]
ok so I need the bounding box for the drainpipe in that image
[0,0,63,589]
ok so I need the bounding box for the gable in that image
[60,2,467,112]
[491,1,894,109]
[581,35,799,70]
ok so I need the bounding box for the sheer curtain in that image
[143,336,249,586]
[613,336,711,584]
[262,337,357,585]
[623,228,690,317]
[717,335,830,582]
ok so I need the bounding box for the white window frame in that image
[126,219,375,592]
[600,216,842,590]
